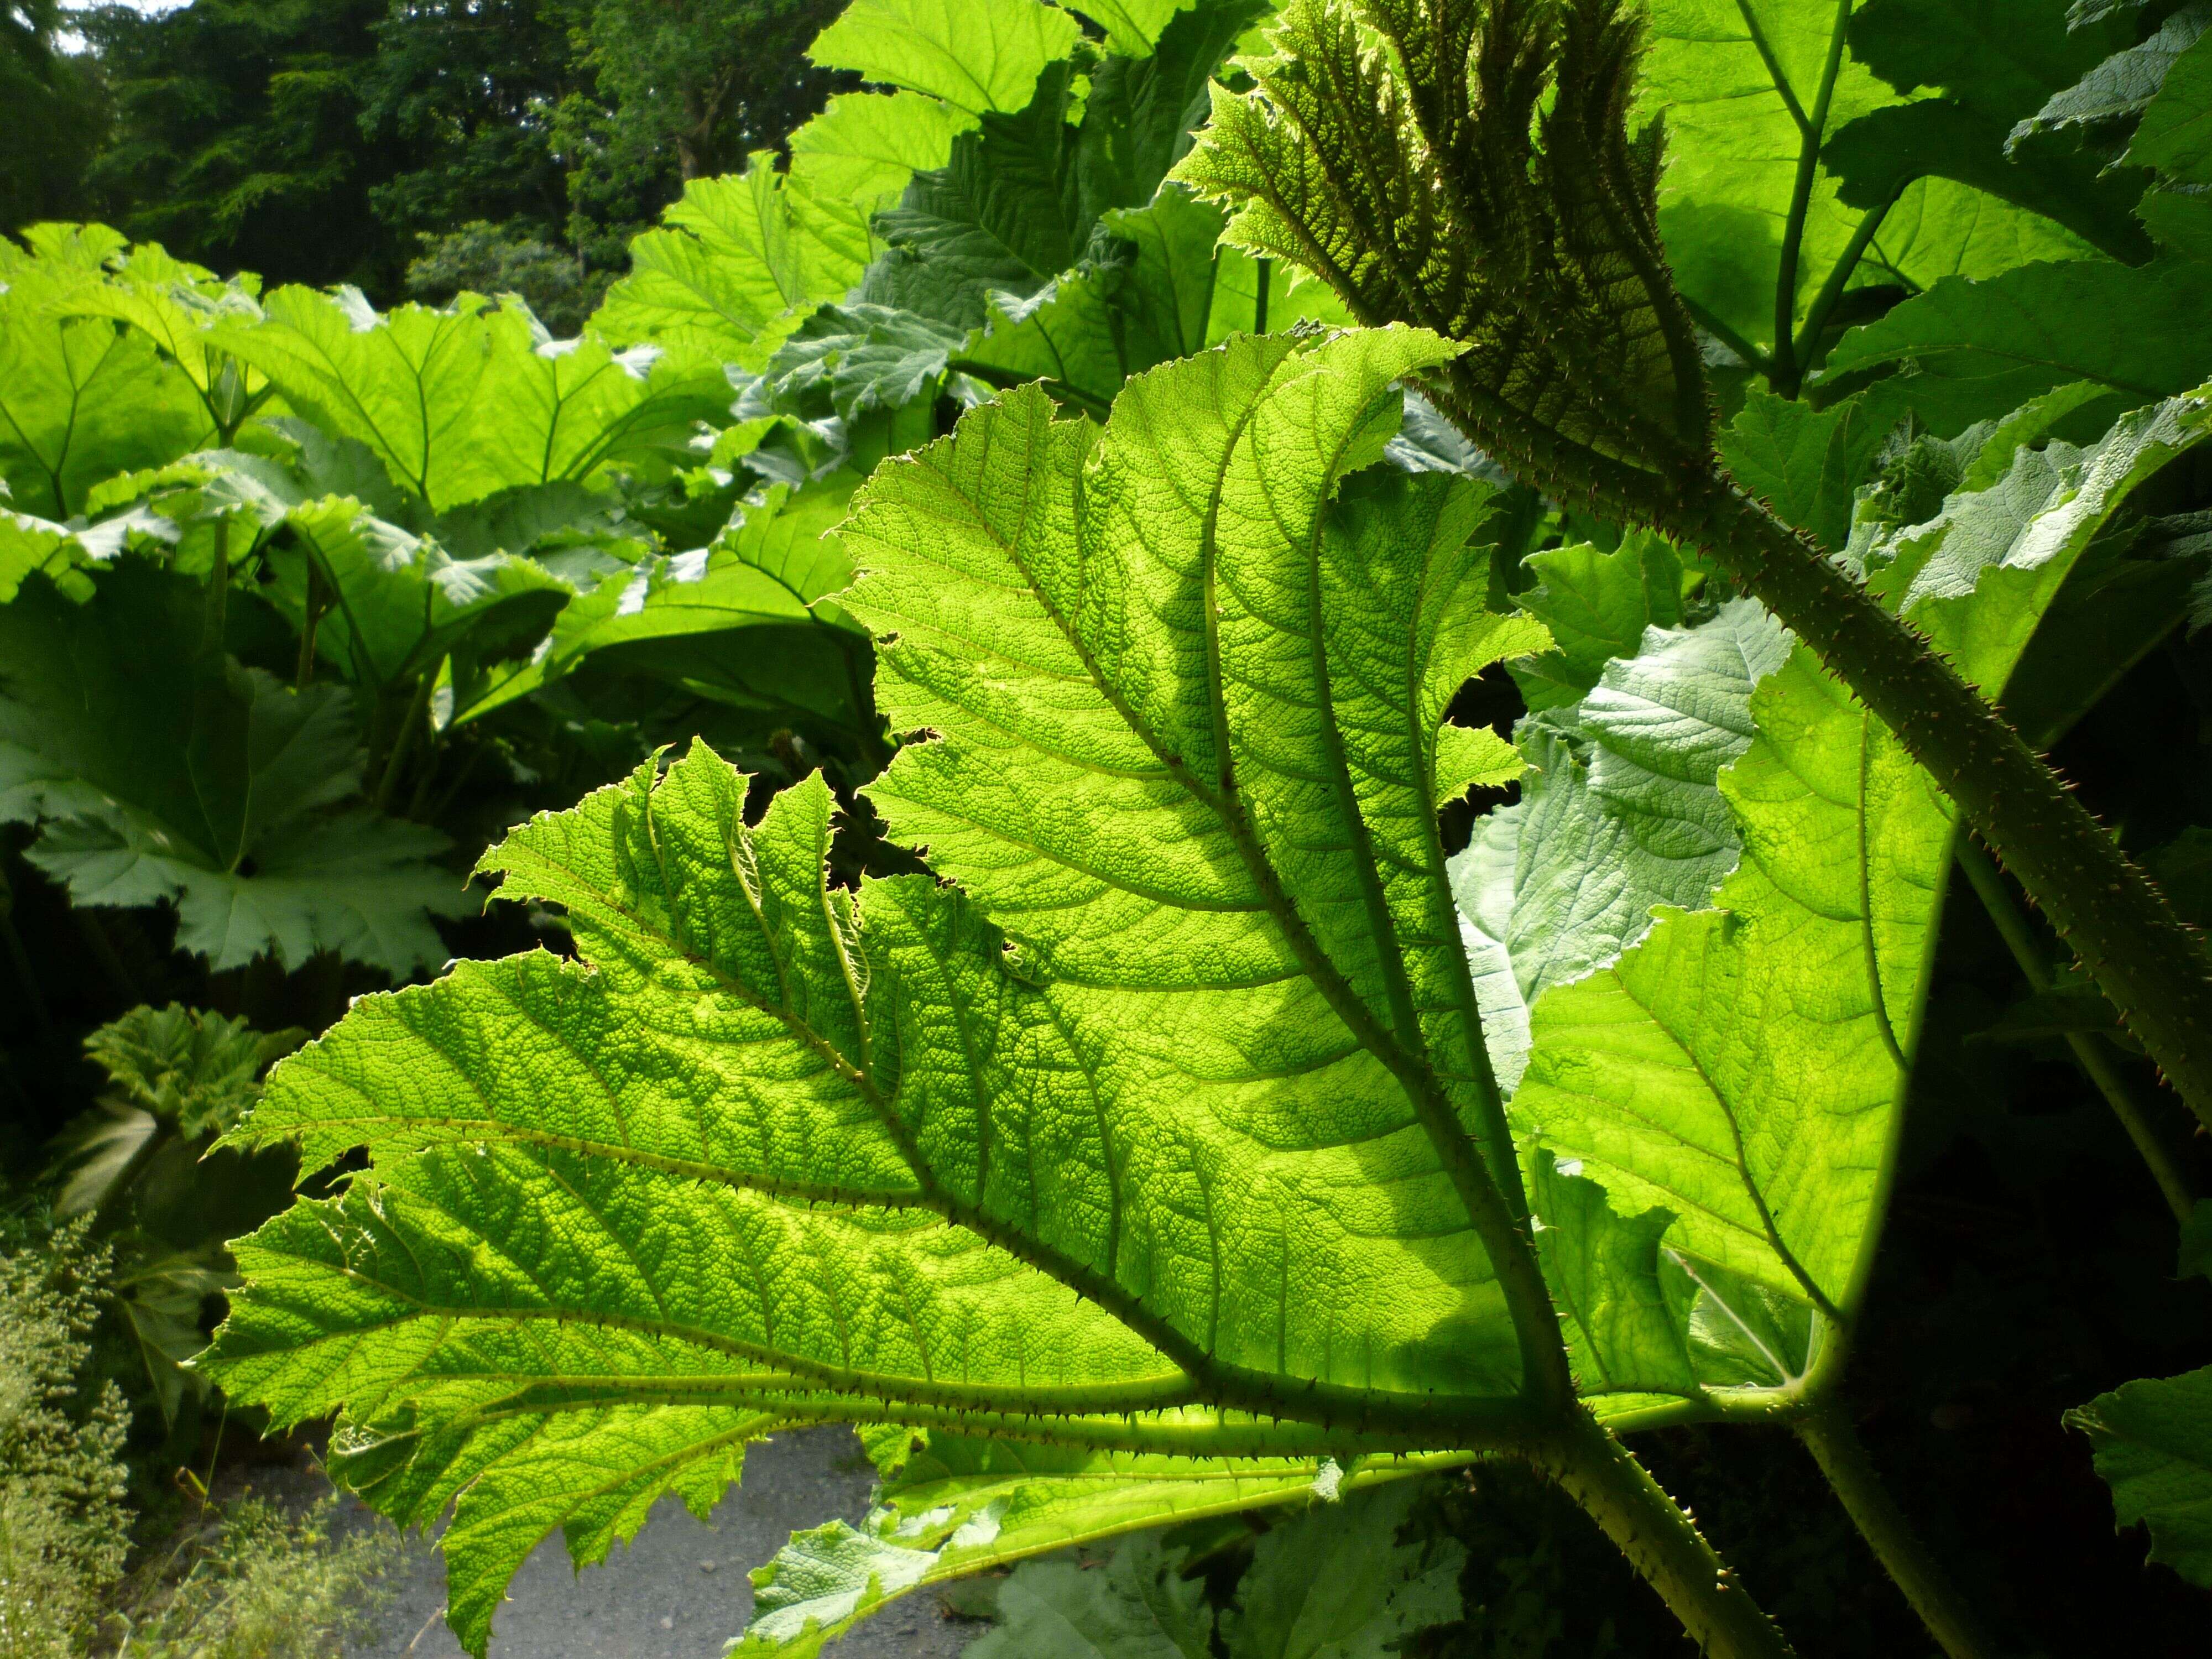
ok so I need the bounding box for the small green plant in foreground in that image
[108,1494,397,1659]
[0,1222,396,1659]
[0,1224,131,1659]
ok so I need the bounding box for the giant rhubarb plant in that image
[195,304,2195,1656]
[1171,0,2212,1121]
[207,331,1801,1656]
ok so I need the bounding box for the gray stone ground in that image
[345,1427,977,1659]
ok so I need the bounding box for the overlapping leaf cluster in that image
[13,0,2212,1652]
[0,0,1335,980]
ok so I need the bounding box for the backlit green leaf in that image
[1507,385,2212,1327]
[807,0,1083,117]
[216,292,728,513]
[204,332,1567,1654]
[0,241,214,518]
[594,160,877,366]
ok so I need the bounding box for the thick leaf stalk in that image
[1682,483,2212,1133]
[1794,1406,2004,1659]
[1175,0,2212,1124]
[1538,1412,1794,1659]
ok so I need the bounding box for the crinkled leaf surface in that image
[874,62,1127,330]
[80,450,575,692]
[204,331,1577,1655]
[787,93,973,285]
[0,563,463,973]
[956,185,1233,416]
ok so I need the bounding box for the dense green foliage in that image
[7,0,2212,1655]
[18,0,848,299]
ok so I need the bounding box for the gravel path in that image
[350,1427,977,1659]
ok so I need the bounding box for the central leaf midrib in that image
[1402,534,1526,1219]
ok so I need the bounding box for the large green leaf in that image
[1078,0,1271,206]
[1820,255,2212,431]
[599,41,1082,374]
[1504,532,1689,713]
[2012,1,2212,145]
[1504,386,2212,1334]
[807,0,1084,117]
[956,188,1230,414]
[0,495,103,602]
[874,62,1117,329]
[761,304,970,422]
[597,164,862,364]
[0,238,214,518]
[1824,0,2153,265]
[204,332,1571,1655]
[1453,599,1792,1098]
[74,446,576,694]
[215,291,727,513]
[1719,388,1898,555]
[2067,1365,2212,1589]
[44,237,274,427]
[790,0,1259,424]
[269,497,573,691]
[2128,23,2212,180]
[460,476,873,746]
[0,563,464,974]
[735,1434,1472,1656]
[1227,1477,1463,1659]
[1641,0,2099,362]
[786,91,974,284]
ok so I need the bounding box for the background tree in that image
[76,0,403,289]
[31,0,852,306]
[1,0,109,229]
[573,0,847,181]
[359,0,577,263]
[401,217,612,333]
